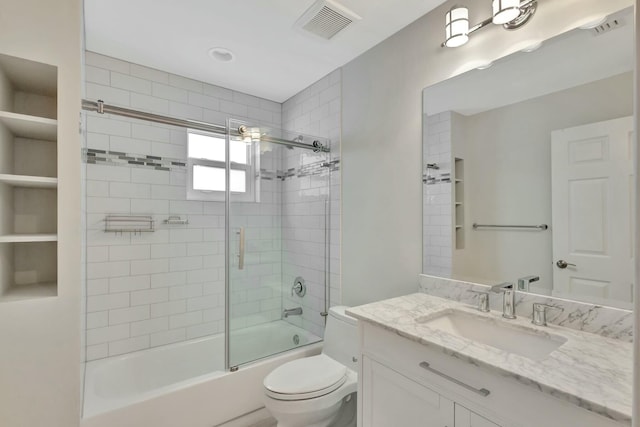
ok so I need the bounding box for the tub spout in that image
[283,307,303,318]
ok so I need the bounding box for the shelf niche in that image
[0,241,57,301]
[0,53,58,302]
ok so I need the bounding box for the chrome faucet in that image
[517,275,540,292]
[283,307,303,318]
[490,282,516,319]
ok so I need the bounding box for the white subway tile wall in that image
[281,69,342,337]
[84,52,286,361]
[423,112,453,276]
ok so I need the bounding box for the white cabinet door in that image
[454,404,501,427]
[362,356,455,427]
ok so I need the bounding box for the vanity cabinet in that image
[362,356,454,427]
[358,322,624,427]
[362,355,498,427]
[455,405,500,427]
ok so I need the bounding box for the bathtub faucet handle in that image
[291,277,306,297]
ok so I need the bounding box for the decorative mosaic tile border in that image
[83,149,341,180]
[84,149,186,171]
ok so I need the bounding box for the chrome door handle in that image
[556,260,576,269]
[237,227,245,270]
[419,362,490,397]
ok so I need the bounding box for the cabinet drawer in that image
[361,323,623,427]
[362,356,454,427]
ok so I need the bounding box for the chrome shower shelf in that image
[104,215,155,234]
[163,215,189,225]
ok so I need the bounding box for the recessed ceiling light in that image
[579,16,607,30]
[476,62,493,70]
[208,47,235,63]
[521,41,543,53]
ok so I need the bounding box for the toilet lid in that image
[264,354,347,396]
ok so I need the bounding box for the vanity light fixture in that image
[445,7,470,48]
[492,0,521,25]
[443,0,537,48]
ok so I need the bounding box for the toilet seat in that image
[264,354,347,401]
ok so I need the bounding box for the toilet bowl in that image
[263,306,359,427]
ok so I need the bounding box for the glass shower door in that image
[226,119,329,368]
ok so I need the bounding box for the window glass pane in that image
[188,133,225,161]
[230,140,249,165]
[192,166,247,193]
[193,165,225,191]
[230,169,246,192]
[188,132,249,165]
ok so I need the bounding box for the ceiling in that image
[84,0,447,103]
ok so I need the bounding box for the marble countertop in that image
[347,293,633,425]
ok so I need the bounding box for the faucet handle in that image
[470,290,490,312]
[490,282,514,293]
[517,275,540,291]
[531,303,560,326]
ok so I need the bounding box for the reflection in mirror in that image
[422,8,634,309]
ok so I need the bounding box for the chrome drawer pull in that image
[419,362,490,397]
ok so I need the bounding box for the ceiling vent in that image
[295,0,362,40]
[590,17,624,36]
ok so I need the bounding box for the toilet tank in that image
[323,306,359,372]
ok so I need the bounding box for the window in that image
[186,130,256,201]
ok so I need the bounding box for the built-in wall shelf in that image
[0,53,58,302]
[1,282,57,302]
[0,174,57,188]
[0,234,57,243]
[0,111,57,141]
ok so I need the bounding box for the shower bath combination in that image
[81,99,335,423]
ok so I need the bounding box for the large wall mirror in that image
[422,7,634,310]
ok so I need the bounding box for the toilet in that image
[263,306,359,427]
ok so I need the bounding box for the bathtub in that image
[82,321,322,427]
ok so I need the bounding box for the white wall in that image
[340,0,633,305]
[423,111,454,276]
[83,52,285,361]
[0,0,83,425]
[281,69,342,334]
[633,4,640,425]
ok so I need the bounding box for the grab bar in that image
[237,227,245,270]
[419,362,490,397]
[472,223,548,231]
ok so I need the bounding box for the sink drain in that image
[293,334,300,345]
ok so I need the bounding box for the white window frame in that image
[186,129,257,202]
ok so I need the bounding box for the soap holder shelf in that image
[163,216,189,225]
[104,215,155,235]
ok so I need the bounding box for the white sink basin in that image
[418,310,567,360]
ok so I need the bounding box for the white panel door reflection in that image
[551,116,633,307]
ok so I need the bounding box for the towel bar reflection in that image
[472,223,548,231]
